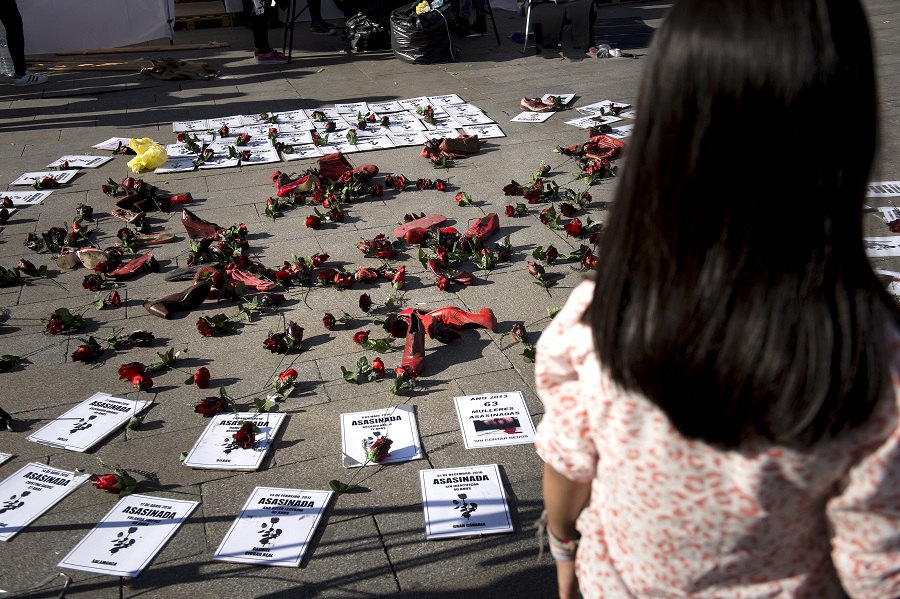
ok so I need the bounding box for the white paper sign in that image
[354,137,396,152]
[0,452,12,466]
[564,114,622,129]
[867,181,900,197]
[387,131,429,147]
[155,157,197,174]
[58,494,199,577]
[387,120,427,134]
[240,114,274,126]
[864,237,900,257]
[10,170,78,186]
[206,115,244,129]
[462,124,506,139]
[340,405,423,468]
[27,393,151,452]
[451,112,494,127]
[197,155,240,170]
[419,464,513,539]
[281,143,324,161]
[540,93,575,105]
[334,101,369,115]
[46,155,113,169]
[577,99,631,114]
[93,137,132,151]
[423,114,461,131]
[0,463,89,542]
[276,121,314,133]
[510,111,555,123]
[183,412,285,470]
[276,131,314,146]
[367,100,405,113]
[165,143,202,157]
[0,190,54,206]
[428,94,465,106]
[453,391,536,450]
[875,269,900,297]
[442,104,485,118]
[878,207,900,223]
[606,123,635,140]
[274,110,309,123]
[172,119,210,133]
[620,109,638,119]
[241,147,282,165]
[399,96,431,111]
[305,107,340,120]
[213,487,332,567]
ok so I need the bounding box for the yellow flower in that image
[126,138,168,173]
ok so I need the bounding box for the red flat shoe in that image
[464,212,499,242]
[108,253,159,280]
[276,173,319,197]
[229,269,276,291]
[143,281,211,319]
[394,214,446,240]
[520,97,554,112]
[181,208,224,239]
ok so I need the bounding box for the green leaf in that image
[546,306,563,318]
[126,416,143,430]
[361,338,392,353]
[35,265,47,277]
[184,376,195,386]
[179,451,188,463]
[341,366,359,384]
[329,479,362,494]
[254,396,276,413]
[522,344,536,363]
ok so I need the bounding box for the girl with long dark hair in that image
[536,0,900,597]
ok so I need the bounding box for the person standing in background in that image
[0,0,47,86]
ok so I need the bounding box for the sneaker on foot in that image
[257,50,288,64]
[311,21,336,35]
[14,71,48,86]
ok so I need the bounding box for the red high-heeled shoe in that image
[401,312,426,376]
[181,208,224,239]
[143,281,211,319]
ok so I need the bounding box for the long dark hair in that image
[587,0,898,448]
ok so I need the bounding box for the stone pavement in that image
[0,1,898,597]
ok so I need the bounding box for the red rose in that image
[505,205,515,217]
[287,321,304,342]
[194,367,211,389]
[317,269,336,282]
[435,179,447,192]
[393,175,406,191]
[564,218,583,237]
[195,397,225,417]
[583,252,599,269]
[118,362,145,380]
[560,203,575,218]
[372,357,385,377]
[367,437,393,463]
[581,191,592,202]
[437,276,449,291]
[387,318,408,338]
[497,245,511,262]
[527,261,545,277]
[383,174,394,187]
[395,366,408,378]
[323,312,336,331]
[17,259,36,275]
[93,474,119,493]
[330,208,344,222]
[359,293,372,313]
[107,290,121,307]
[264,336,286,353]
[47,315,64,335]
[72,344,94,362]
[353,330,370,344]
[416,178,429,191]
[511,323,528,343]
[374,248,395,259]
[334,272,354,288]
[589,231,602,245]
[392,265,406,290]
[131,374,153,391]
[234,423,256,449]
[436,245,448,264]
[355,268,378,283]
[311,252,329,267]
[306,215,322,229]
[372,184,384,197]
[82,274,104,292]
[197,318,214,337]
[128,331,155,347]
[545,246,559,264]
[279,368,298,384]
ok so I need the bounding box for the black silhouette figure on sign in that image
[70,415,97,434]
[221,437,240,454]
[0,491,31,514]
[258,517,282,546]
[110,527,139,554]
[452,494,478,519]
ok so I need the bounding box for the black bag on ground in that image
[346,12,391,53]
[390,1,457,64]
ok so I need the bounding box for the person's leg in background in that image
[308,0,336,35]
[471,0,487,34]
[452,0,472,36]
[0,0,47,85]
[244,0,288,63]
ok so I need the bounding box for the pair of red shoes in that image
[399,307,499,376]
[316,152,379,182]
[393,213,498,245]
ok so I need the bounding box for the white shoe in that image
[14,71,48,86]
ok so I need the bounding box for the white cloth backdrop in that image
[21,0,174,55]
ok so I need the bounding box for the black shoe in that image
[311,21,336,35]
[451,21,470,37]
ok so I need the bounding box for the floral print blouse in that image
[535,280,900,599]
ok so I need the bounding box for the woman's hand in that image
[556,559,579,599]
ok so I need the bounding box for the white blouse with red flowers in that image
[535,280,900,599]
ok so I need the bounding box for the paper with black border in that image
[867,181,900,197]
[26,393,151,452]
[46,155,113,169]
[340,405,423,468]
[0,190,53,206]
[462,124,505,139]
[864,237,900,257]
[183,412,285,470]
[540,93,575,105]
[10,170,78,186]
[213,487,332,567]
[172,119,210,132]
[453,391,536,450]
[0,463,89,541]
[58,494,198,577]
[419,464,513,539]
[93,137,132,151]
